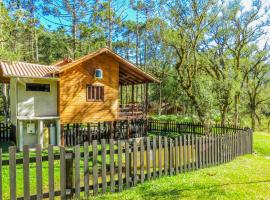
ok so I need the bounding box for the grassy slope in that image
[89,132,270,200]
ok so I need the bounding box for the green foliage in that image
[0,0,270,130]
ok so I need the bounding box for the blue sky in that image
[36,0,139,31]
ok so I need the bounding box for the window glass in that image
[26,83,50,92]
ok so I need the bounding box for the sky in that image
[241,0,270,48]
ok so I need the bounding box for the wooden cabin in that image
[0,47,159,150]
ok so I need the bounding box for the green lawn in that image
[89,132,270,200]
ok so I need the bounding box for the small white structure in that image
[0,61,61,150]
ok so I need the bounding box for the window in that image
[87,85,104,101]
[26,83,50,92]
[95,69,103,79]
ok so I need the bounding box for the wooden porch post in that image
[131,84,134,103]
[61,124,65,146]
[120,84,123,105]
[125,84,128,104]
[145,83,149,116]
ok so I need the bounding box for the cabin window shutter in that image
[87,85,104,101]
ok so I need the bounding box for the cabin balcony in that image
[119,103,146,120]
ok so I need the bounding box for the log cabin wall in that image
[59,53,119,123]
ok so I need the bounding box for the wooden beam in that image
[119,66,149,82]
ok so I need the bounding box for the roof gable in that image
[57,47,160,83]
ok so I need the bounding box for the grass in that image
[89,131,270,200]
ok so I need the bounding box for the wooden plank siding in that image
[59,53,119,124]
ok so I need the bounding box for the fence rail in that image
[0,123,16,143]
[1,129,253,200]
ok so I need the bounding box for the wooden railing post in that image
[61,124,65,146]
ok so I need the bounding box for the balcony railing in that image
[119,104,145,119]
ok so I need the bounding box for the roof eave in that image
[3,74,60,81]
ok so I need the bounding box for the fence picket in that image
[36,144,43,200]
[84,142,90,197]
[125,140,130,188]
[60,146,66,200]
[191,135,194,170]
[75,145,80,197]
[175,137,179,174]
[102,139,107,193]
[187,135,191,171]
[198,137,202,169]
[93,140,98,195]
[153,136,157,178]
[179,136,183,173]
[133,139,138,186]
[23,145,30,200]
[110,139,115,192]
[164,137,168,175]
[169,138,173,175]
[158,136,162,177]
[118,140,123,191]
[140,138,145,183]
[183,135,187,172]
[48,145,54,200]
[9,146,16,200]
[202,137,206,168]
[195,136,199,170]
[146,137,151,180]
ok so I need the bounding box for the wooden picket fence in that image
[148,120,245,135]
[0,130,253,200]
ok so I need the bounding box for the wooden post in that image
[65,150,74,199]
[38,120,44,149]
[36,144,43,200]
[145,83,149,116]
[9,146,16,200]
[56,119,61,146]
[23,145,30,200]
[110,139,115,192]
[48,145,54,200]
[125,84,128,104]
[19,120,23,151]
[120,84,123,105]
[93,140,98,195]
[132,84,135,103]
[61,124,65,146]
[75,145,80,198]
[84,142,89,197]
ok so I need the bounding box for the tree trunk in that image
[108,0,112,48]
[72,0,77,59]
[234,94,240,125]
